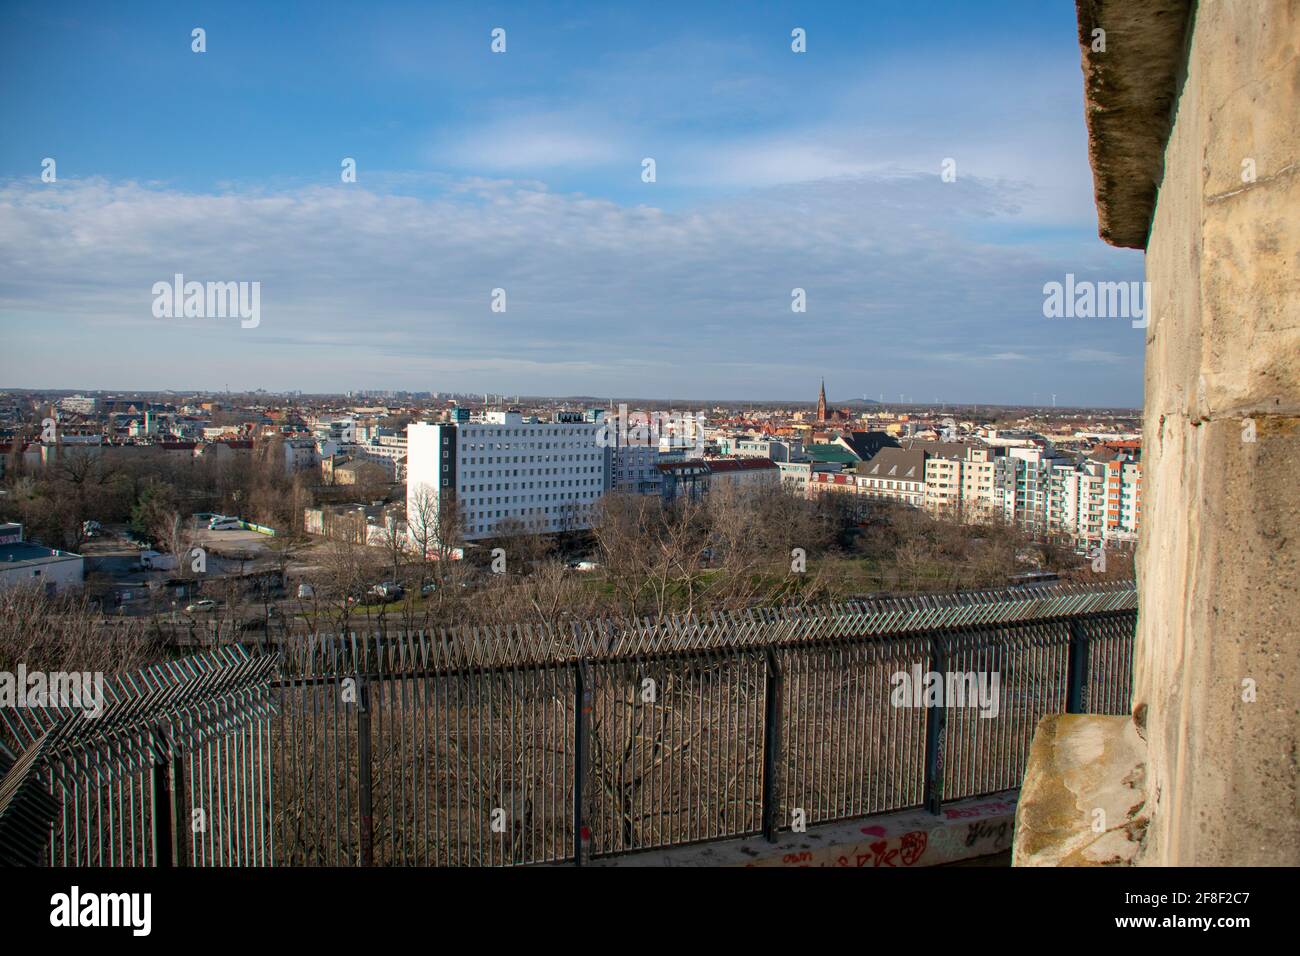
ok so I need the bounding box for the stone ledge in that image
[581,792,1018,867]
[1075,0,1194,248]
[1013,714,1148,866]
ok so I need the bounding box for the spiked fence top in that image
[276,581,1138,676]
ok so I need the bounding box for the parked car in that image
[369,581,404,600]
[421,582,437,596]
[185,599,217,613]
[296,582,315,599]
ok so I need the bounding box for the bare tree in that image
[407,483,464,590]
[374,510,410,584]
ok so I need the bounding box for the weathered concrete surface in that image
[1135,0,1300,867]
[1014,714,1147,866]
[1033,0,1300,867]
[585,792,1016,867]
[1075,0,1194,248]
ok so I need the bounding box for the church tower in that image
[817,379,828,422]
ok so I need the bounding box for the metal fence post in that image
[150,737,174,867]
[761,649,784,841]
[573,661,591,866]
[1067,619,1091,714]
[356,677,374,867]
[923,634,948,816]
[169,750,188,866]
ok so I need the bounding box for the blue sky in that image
[0,0,1145,405]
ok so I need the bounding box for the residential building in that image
[923,446,1001,522]
[0,526,84,595]
[596,408,662,496]
[406,410,607,546]
[731,437,804,462]
[657,457,779,503]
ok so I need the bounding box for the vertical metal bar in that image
[151,742,174,868]
[169,748,188,867]
[761,649,783,841]
[1067,618,1090,714]
[356,677,373,866]
[923,634,948,815]
[573,661,589,865]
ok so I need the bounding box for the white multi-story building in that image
[924,446,1001,522]
[731,437,804,462]
[1045,454,1141,548]
[1047,461,1108,546]
[57,395,97,415]
[353,432,408,480]
[407,410,607,546]
[776,460,834,497]
[998,445,1071,533]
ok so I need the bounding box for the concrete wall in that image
[1137,0,1299,865]
[584,792,1018,868]
[0,556,85,594]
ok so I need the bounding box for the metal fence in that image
[270,581,1137,865]
[2,581,1137,867]
[0,646,278,866]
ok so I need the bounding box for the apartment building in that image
[657,457,779,503]
[808,447,926,508]
[854,447,926,506]
[406,410,607,546]
[609,442,660,495]
[706,457,781,493]
[997,445,1071,534]
[1047,460,1108,547]
[802,433,1142,547]
[596,408,662,496]
[730,437,804,462]
[352,432,408,481]
[775,460,839,497]
[1104,457,1142,545]
[923,446,1001,522]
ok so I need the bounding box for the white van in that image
[209,517,242,530]
[140,551,178,571]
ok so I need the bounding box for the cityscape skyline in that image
[1,383,1142,413]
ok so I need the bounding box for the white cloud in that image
[0,173,1142,401]
[436,115,623,170]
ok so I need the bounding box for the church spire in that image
[817,379,828,422]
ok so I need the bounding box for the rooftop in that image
[0,541,81,566]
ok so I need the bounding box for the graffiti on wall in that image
[747,797,1016,867]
